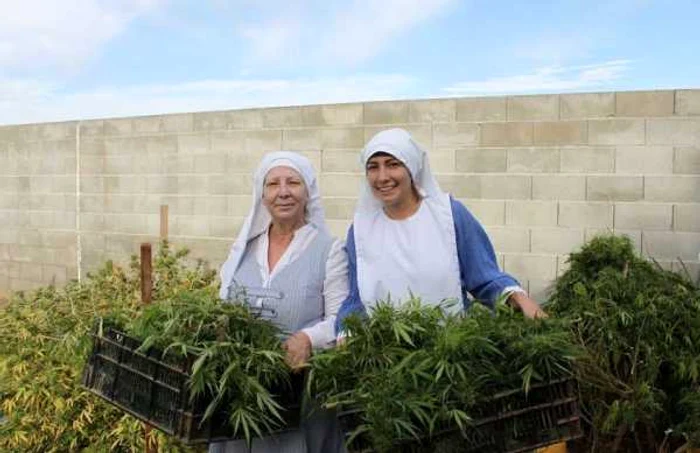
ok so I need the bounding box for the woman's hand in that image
[284,331,312,370]
[508,292,548,319]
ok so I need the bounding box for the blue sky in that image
[2,0,699,124]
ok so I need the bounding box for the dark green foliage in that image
[112,289,294,444]
[548,234,700,452]
[310,299,577,452]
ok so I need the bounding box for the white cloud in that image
[0,74,417,124]
[443,60,632,95]
[0,0,164,72]
[236,0,457,67]
[322,0,457,66]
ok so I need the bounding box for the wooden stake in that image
[160,205,169,239]
[140,243,157,452]
[140,243,152,305]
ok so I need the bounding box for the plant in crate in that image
[547,234,700,452]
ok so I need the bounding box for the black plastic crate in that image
[82,324,303,445]
[339,378,582,453]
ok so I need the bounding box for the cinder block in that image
[534,121,587,145]
[81,176,104,194]
[642,231,700,261]
[505,201,558,226]
[456,97,507,122]
[458,199,506,225]
[104,155,133,174]
[675,90,700,116]
[105,137,149,155]
[105,176,147,194]
[364,125,432,148]
[507,95,559,121]
[80,120,104,137]
[208,216,244,239]
[206,174,252,196]
[226,109,265,129]
[644,176,700,202]
[507,147,559,173]
[327,219,352,240]
[438,174,531,199]
[455,148,507,173]
[321,149,362,173]
[587,176,643,201]
[503,253,557,281]
[674,147,700,174]
[560,92,615,119]
[483,227,530,253]
[228,195,253,217]
[19,262,43,282]
[322,197,357,220]
[29,176,52,192]
[531,228,585,254]
[103,118,133,136]
[80,213,105,231]
[319,174,364,197]
[80,233,105,250]
[433,123,479,147]
[588,119,645,145]
[320,127,366,148]
[425,148,456,173]
[145,136,177,155]
[301,104,364,126]
[261,107,303,128]
[647,119,700,145]
[559,202,614,227]
[561,146,614,173]
[480,122,533,146]
[43,264,67,285]
[616,91,674,116]
[363,101,410,125]
[161,113,194,133]
[408,99,456,123]
[614,203,672,229]
[193,154,226,174]
[616,146,673,174]
[146,176,179,194]
[193,111,228,131]
[132,116,162,134]
[52,176,76,193]
[282,129,319,149]
[176,175,210,195]
[42,122,76,141]
[674,204,700,232]
[105,194,136,213]
[10,278,40,291]
[191,196,226,216]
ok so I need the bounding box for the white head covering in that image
[354,128,462,307]
[219,151,328,299]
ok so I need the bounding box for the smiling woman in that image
[336,128,546,335]
[215,151,348,453]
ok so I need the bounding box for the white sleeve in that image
[301,238,349,349]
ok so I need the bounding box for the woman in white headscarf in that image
[336,128,544,332]
[213,151,347,453]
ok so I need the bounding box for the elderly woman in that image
[336,128,544,332]
[213,151,347,453]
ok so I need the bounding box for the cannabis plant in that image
[310,299,577,452]
[111,289,297,443]
[548,234,700,452]
[0,241,214,452]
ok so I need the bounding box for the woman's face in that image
[262,166,308,224]
[365,153,414,208]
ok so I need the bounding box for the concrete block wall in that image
[0,89,699,302]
